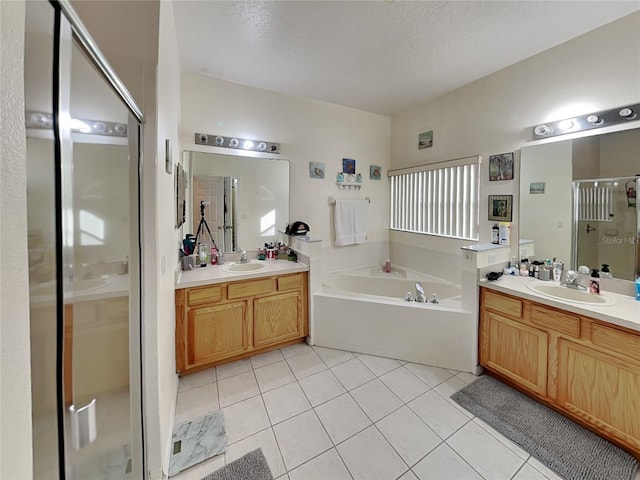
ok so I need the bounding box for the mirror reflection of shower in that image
[573,177,639,281]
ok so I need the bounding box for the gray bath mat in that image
[169,410,226,477]
[451,375,639,480]
[201,448,273,480]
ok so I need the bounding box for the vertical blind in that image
[388,156,480,241]
[576,181,613,222]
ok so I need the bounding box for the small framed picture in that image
[489,152,514,181]
[529,182,545,194]
[309,162,325,179]
[418,130,433,149]
[342,158,356,174]
[488,195,513,222]
[370,165,382,180]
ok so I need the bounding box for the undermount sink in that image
[526,282,615,305]
[223,262,268,273]
[30,277,113,296]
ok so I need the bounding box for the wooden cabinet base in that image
[179,337,306,377]
[480,287,640,460]
[176,272,308,376]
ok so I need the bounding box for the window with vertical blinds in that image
[388,156,481,241]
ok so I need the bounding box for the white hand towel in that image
[334,199,369,246]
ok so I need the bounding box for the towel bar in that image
[328,196,370,205]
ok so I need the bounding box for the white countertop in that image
[480,275,640,332]
[176,260,309,289]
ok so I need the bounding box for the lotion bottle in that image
[589,269,600,294]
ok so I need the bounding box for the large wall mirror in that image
[183,151,290,253]
[520,127,640,281]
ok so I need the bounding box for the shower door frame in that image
[50,1,146,477]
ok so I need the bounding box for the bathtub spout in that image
[415,282,426,303]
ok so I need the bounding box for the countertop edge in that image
[175,261,309,290]
[479,276,640,333]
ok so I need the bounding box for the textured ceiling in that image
[173,1,640,115]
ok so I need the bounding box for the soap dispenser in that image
[589,269,600,294]
[600,264,612,279]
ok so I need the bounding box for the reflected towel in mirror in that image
[334,199,368,246]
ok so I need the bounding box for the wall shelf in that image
[336,181,362,190]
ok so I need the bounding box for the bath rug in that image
[169,410,226,477]
[201,448,273,480]
[451,375,639,480]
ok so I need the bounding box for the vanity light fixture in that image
[531,102,640,140]
[195,133,280,154]
[26,110,128,137]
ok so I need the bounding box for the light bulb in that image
[243,140,254,150]
[558,120,574,130]
[534,124,551,136]
[229,138,239,147]
[619,107,634,118]
[215,136,224,146]
[257,142,267,151]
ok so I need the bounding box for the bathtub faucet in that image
[415,282,426,303]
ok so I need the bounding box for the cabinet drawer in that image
[278,274,302,291]
[530,305,580,338]
[228,278,273,299]
[592,323,640,364]
[484,290,523,319]
[188,285,223,306]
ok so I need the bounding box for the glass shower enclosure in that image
[25,2,144,478]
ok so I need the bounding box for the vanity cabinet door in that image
[557,339,640,452]
[187,301,249,366]
[481,310,548,396]
[253,291,301,349]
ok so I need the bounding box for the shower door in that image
[25,2,144,478]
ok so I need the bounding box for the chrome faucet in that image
[429,294,439,304]
[415,282,426,303]
[238,250,249,264]
[564,270,586,290]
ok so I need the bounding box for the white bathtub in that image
[313,264,479,373]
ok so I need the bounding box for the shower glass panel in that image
[25,2,59,477]
[25,2,143,478]
[574,177,639,281]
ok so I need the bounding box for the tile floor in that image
[172,343,567,480]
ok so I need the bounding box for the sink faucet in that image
[564,270,587,290]
[238,250,249,264]
[415,282,426,303]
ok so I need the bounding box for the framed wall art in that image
[418,130,433,149]
[489,152,514,181]
[342,158,356,174]
[488,195,513,222]
[309,162,325,179]
[370,165,382,180]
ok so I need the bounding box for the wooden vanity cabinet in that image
[176,272,308,374]
[480,287,640,458]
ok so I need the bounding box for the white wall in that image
[390,12,640,263]
[0,1,34,479]
[154,1,182,476]
[181,73,391,273]
[520,140,573,264]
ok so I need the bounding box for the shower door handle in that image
[585,224,596,234]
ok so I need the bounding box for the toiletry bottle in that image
[498,222,511,246]
[491,223,499,244]
[520,260,529,277]
[589,269,600,294]
[385,260,391,273]
[600,264,612,279]
[635,277,640,301]
[337,172,344,183]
